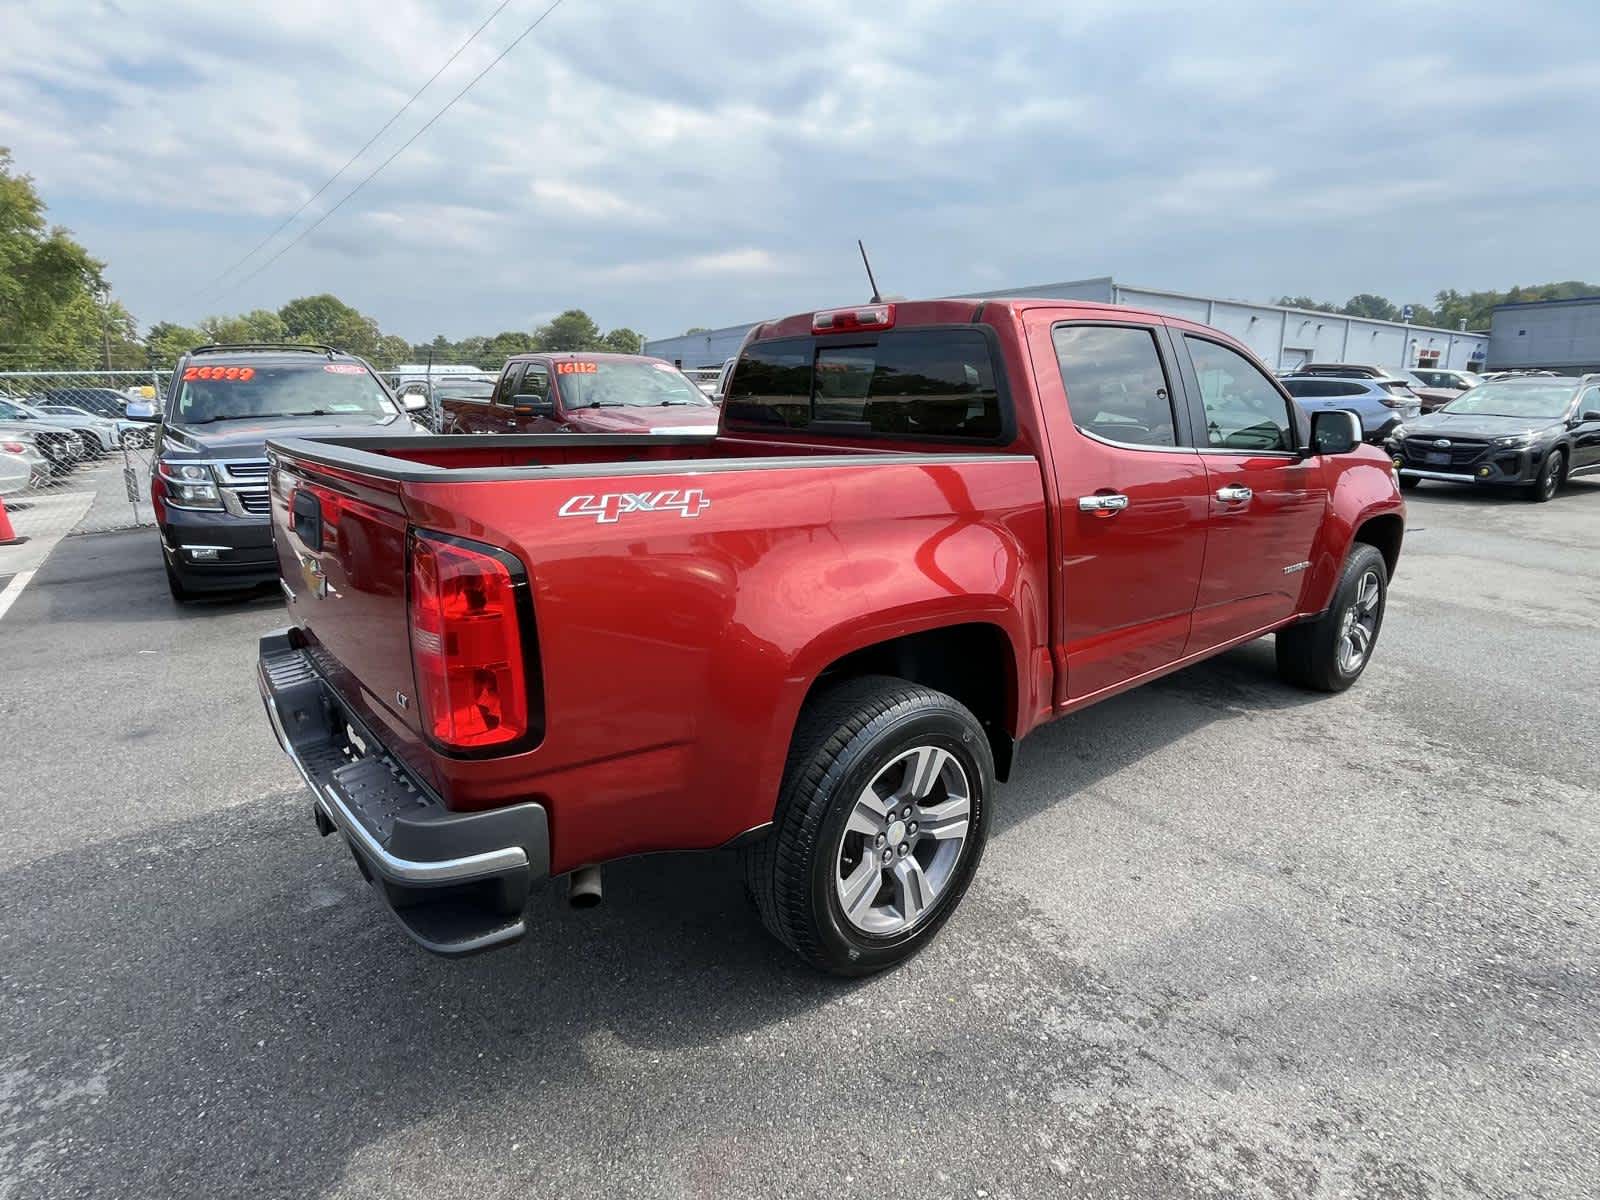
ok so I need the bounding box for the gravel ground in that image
[1,481,1597,1200]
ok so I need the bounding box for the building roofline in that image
[1491,295,1600,311]
[1113,281,1479,337]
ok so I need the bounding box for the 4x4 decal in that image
[557,488,710,524]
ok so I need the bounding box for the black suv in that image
[130,344,428,601]
[1385,374,1600,502]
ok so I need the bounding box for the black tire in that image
[742,675,993,976]
[1275,543,1388,693]
[1398,475,1420,492]
[1528,449,1564,503]
[165,558,194,604]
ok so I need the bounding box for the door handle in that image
[1215,485,1253,504]
[1078,493,1130,513]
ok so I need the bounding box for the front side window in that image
[1283,379,1339,399]
[1051,325,1177,447]
[1578,387,1600,416]
[173,363,396,425]
[725,330,1003,440]
[1185,337,1295,452]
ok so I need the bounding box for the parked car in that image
[1407,367,1481,394]
[0,419,79,483]
[0,435,49,496]
[257,297,1405,972]
[33,386,130,420]
[0,408,89,475]
[439,353,719,436]
[1281,375,1422,441]
[0,397,118,454]
[1386,374,1600,501]
[34,403,145,445]
[126,343,430,602]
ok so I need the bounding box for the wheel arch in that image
[792,619,1023,785]
[1351,511,1404,580]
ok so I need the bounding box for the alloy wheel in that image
[834,744,973,936]
[1336,571,1382,675]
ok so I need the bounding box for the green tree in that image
[146,321,205,368]
[199,308,288,345]
[601,327,644,354]
[0,146,129,369]
[278,293,381,355]
[533,308,602,352]
[1276,296,1338,313]
[1341,293,1399,321]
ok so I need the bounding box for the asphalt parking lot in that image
[2,481,1597,1200]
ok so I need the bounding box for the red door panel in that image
[1025,315,1210,702]
[1187,455,1327,651]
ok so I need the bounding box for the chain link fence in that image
[0,370,168,549]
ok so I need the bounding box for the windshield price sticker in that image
[183,365,256,381]
[556,362,598,375]
[323,364,366,374]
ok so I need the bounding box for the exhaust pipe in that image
[567,865,603,909]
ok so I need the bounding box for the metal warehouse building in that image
[1486,295,1600,373]
[645,275,1489,375]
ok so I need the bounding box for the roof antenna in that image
[858,239,883,304]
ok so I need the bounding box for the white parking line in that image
[0,569,37,621]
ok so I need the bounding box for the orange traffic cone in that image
[0,494,23,546]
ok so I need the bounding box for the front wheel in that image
[1528,449,1564,503]
[743,676,993,975]
[1398,474,1420,492]
[1275,543,1388,693]
[165,558,194,604]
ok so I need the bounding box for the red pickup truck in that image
[258,298,1403,973]
[438,351,719,436]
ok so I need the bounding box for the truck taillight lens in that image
[408,532,533,751]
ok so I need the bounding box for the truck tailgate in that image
[268,459,435,786]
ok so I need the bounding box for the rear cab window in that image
[725,329,1007,442]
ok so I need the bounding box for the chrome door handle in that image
[1078,493,1130,512]
[1215,485,1253,503]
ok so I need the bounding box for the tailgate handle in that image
[291,490,324,551]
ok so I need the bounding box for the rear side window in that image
[1283,379,1337,398]
[1051,325,1177,447]
[725,330,1004,441]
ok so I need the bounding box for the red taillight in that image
[1,440,24,454]
[812,304,895,334]
[408,532,532,751]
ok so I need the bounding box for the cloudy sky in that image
[3,0,1598,343]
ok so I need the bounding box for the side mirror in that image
[400,393,429,412]
[125,400,159,422]
[512,394,554,417]
[1310,408,1362,455]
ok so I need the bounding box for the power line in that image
[199,0,519,298]
[221,0,566,300]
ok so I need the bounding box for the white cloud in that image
[0,0,1596,342]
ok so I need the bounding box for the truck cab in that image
[439,352,719,436]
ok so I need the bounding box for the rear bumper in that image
[258,629,550,956]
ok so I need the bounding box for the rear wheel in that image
[1528,449,1564,503]
[743,675,992,975]
[1276,543,1388,693]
